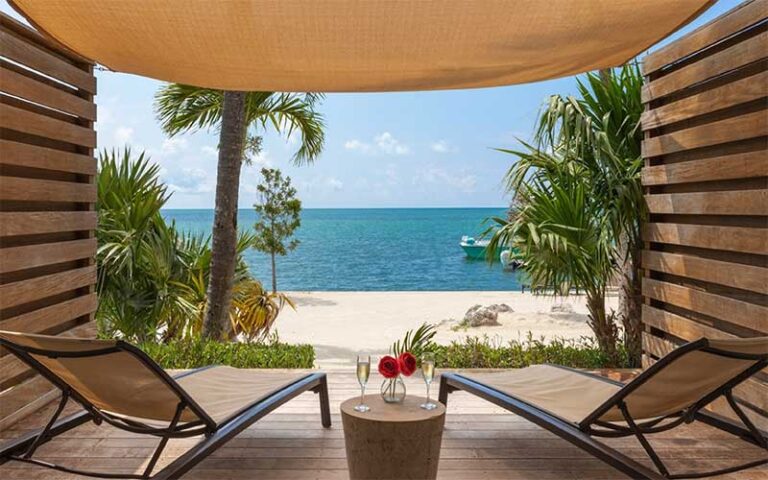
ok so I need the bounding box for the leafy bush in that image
[431,334,631,369]
[140,337,315,369]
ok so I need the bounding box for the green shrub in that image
[431,334,631,369]
[140,338,315,369]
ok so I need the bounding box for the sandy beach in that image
[275,291,618,367]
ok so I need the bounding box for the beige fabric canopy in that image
[11,0,713,92]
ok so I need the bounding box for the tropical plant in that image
[96,148,290,343]
[252,167,302,293]
[155,86,325,340]
[488,64,644,365]
[391,323,438,359]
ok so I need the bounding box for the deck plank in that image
[1,369,765,479]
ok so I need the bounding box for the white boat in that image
[460,235,508,260]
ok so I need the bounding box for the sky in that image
[2,1,742,209]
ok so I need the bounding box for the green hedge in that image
[140,339,315,369]
[431,335,630,369]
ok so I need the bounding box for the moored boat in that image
[460,235,508,260]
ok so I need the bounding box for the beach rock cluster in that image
[462,303,512,327]
[550,302,574,314]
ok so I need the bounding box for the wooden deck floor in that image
[1,369,766,480]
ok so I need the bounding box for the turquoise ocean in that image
[163,208,522,291]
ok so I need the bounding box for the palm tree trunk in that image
[619,234,643,367]
[271,251,277,293]
[202,91,247,341]
[585,290,620,367]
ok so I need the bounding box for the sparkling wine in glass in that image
[354,355,371,412]
[420,352,438,410]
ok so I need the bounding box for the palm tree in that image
[489,64,644,365]
[155,87,325,340]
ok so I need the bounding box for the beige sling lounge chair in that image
[0,330,331,479]
[439,337,768,480]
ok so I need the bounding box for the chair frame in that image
[439,338,768,480]
[0,338,331,479]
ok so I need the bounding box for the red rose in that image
[398,352,417,377]
[378,355,400,379]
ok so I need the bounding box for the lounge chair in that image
[438,337,768,480]
[0,330,331,479]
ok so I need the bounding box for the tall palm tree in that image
[155,87,325,340]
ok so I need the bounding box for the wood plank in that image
[0,266,97,309]
[640,70,768,130]
[0,13,92,66]
[643,0,768,74]
[641,151,768,185]
[642,250,768,295]
[0,238,96,274]
[0,140,96,175]
[643,223,768,255]
[642,277,768,332]
[0,27,95,93]
[0,292,97,334]
[0,176,96,203]
[641,110,767,158]
[0,103,96,148]
[0,321,97,390]
[0,211,97,237]
[642,31,767,102]
[642,304,736,340]
[645,190,768,216]
[641,332,681,360]
[0,375,57,430]
[0,64,97,120]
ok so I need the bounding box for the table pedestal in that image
[341,394,445,480]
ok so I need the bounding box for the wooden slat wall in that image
[0,13,97,429]
[641,0,767,428]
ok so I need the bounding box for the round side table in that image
[341,394,446,480]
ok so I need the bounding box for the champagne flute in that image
[420,352,437,410]
[354,354,371,412]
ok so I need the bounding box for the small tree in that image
[252,168,301,293]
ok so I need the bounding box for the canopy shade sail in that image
[11,0,713,92]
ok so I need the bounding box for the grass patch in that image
[140,338,315,369]
[431,335,630,369]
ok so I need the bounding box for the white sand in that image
[275,291,618,367]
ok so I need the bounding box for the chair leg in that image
[438,374,451,405]
[314,374,332,428]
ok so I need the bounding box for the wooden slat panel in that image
[0,27,95,93]
[0,176,96,203]
[640,70,768,130]
[645,190,768,215]
[641,331,680,360]
[643,223,768,255]
[0,292,97,334]
[642,250,768,294]
[642,304,735,340]
[0,238,96,274]
[643,0,768,74]
[0,375,57,431]
[0,103,97,148]
[0,321,97,389]
[641,110,767,158]
[641,151,768,185]
[0,140,96,175]
[0,212,97,237]
[0,266,97,309]
[642,277,768,332]
[0,64,97,120]
[641,30,767,102]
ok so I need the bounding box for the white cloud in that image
[202,145,218,156]
[162,137,188,154]
[415,167,477,193]
[326,177,344,191]
[164,168,214,194]
[430,140,457,154]
[344,132,410,156]
[113,126,134,144]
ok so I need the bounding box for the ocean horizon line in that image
[162,206,508,211]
